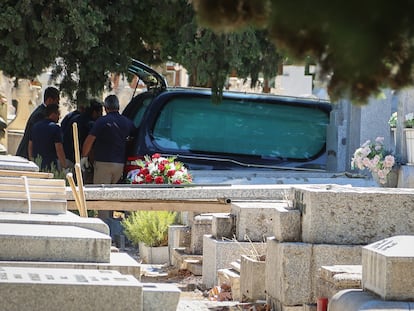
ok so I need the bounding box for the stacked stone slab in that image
[0,267,143,311]
[265,185,414,310]
[329,235,414,311]
[203,201,280,289]
[0,172,180,311]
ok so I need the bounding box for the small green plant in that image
[122,211,177,247]
[33,155,68,183]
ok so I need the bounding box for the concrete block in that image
[142,282,181,311]
[217,268,240,301]
[265,237,312,306]
[240,254,266,301]
[0,252,141,281]
[231,201,277,242]
[202,235,266,288]
[191,214,213,254]
[273,203,301,242]
[0,198,67,214]
[317,265,362,300]
[303,304,317,311]
[311,244,362,301]
[168,225,191,265]
[266,238,361,306]
[212,213,234,239]
[329,289,414,311]
[294,185,414,244]
[139,243,169,264]
[0,223,111,263]
[185,259,203,276]
[0,154,39,171]
[0,266,142,311]
[362,235,414,300]
[0,210,109,234]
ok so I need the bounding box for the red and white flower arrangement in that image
[126,153,192,185]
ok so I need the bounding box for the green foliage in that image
[122,211,177,247]
[192,0,414,104]
[33,155,68,184]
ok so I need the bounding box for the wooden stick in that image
[72,122,81,165]
[0,169,53,179]
[66,172,83,216]
[75,163,88,217]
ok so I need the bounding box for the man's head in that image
[86,99,103,121]
[43,87,60,106]
[103,95,120,112]
[45,103,60,123]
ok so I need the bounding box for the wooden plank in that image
[67,200,231,213]
[0,177,65,187]
[0,184,66,194]
[0,170,54,179]
[0,191,66,200]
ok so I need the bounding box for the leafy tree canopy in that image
[192,0,414,104]
[0,0,281,106]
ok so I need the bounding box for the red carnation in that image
[152,153,161,159]
[145,174,153,183]
[167,170,175,177]
[154,176,164,184]
[158,163,165,172]
[140,168,149,175]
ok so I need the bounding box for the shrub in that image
[122,211,177,247]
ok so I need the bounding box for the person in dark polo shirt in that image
[16,86,60,159]
[28,103,67,171]
[81,94,135,219]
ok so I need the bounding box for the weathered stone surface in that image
[329,289,414,311]
[67,184,292,201]
[0,223,111,263]
[0,266,142,311]
[231,201,278,242]
[217,268,240,301]
[0,252,141,281]
[362,235,414,300]
[272,203,301,242]
[266,238,362,306]
[294,185,414,244]
[240,254,266,301]
[211,213,234,239]
[0,210,109,234]
[191,214,213,254]
[168,225,191,265]
[317,265,362,300]
[139,243,169,264]
[265,237,313,306]
[311,244,362,301]
[202,235,266,288]
[142,282,181,311]
[0,154,39,171]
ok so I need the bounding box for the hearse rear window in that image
[152,97,329,160]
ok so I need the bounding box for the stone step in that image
[0,198,67,214]
[0,211,109,235]
[143,283,181,311]
[0,223,111,263]
[0,176,67,214]
[0,252,141,281]
[230,260,241,273]
[184,259,202,276]
[217,268,241,301]
[171,247,203,270]
[0,266,142,311]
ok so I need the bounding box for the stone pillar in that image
[7,79,41,155]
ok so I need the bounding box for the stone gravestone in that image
[362,235,414,301]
